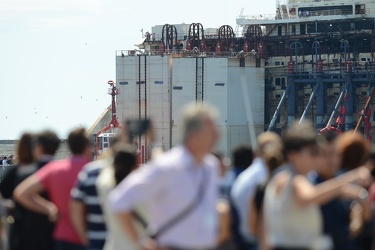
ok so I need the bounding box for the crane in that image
[354,85,375,141]
[93,80,122,158]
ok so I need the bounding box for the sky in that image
[0,0,276,139]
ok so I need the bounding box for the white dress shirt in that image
[230,157,268,242]
[108,145,219,249]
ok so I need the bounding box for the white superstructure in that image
[116,52,264,156]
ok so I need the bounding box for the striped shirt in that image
[71,160,107,250]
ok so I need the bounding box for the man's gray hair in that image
[180,102,218,144]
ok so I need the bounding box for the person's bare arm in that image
[341,184,372,221]
[248,198,258,237]
[258,207,269,250]
[115,211,158,250]
[70,200,88,246]
[116,211,140,242]
[217,200,231,245]
[13,175,58,221]
[293,167,370,207]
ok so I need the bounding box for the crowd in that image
[0,156,14,167]
[0,102,375,250]
[0,155,14,181]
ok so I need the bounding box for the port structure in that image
[116,2,375,154]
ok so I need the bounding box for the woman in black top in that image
[0,132,54,250]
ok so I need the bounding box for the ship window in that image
[103,143,109,148]
[275,78,281,85]
[292,25,296,35]
[300,24,306,35]
[307,23,316,34]
[266,46,272,56]
[215,83,225,86]
[278,26,282,36]
[173,86,183,90]
[276,94,281,99]
[355,4,365,14]
[275,61,281,66]
[281,78,286,88]
[300,5,353,16]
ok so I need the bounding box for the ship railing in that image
[297,9,350,18]
[173,50,246,58]
[116,50,156,57]
[237,14,276,21]
[270,63,375,76]
[289,0,336,3]
[117,49,256,59]
[238,5,374,22]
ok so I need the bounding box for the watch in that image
[358,188,368,202]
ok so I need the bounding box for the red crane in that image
[93,80,122,158]
[96,80,122,136]
[354,86,375,141]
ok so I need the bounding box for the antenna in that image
[235,8,244,37]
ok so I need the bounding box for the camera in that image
[125,119,151,138]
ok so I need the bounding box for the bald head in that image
[179,102,220,159]
[180,102,218,144]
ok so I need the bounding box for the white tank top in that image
[264,169,331,249]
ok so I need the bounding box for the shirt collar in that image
[70,155,90,163]
[179,145,205,169]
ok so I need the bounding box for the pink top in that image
[36,156,90,244]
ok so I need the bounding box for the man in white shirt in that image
[2,157,7,167]
[2,156,8,179]
[230,132,282,249]
[109,102,220,250]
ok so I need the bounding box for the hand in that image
[349,202,364,238]
[354,166,371,187]
[341,184,365,200]
[138,237,157,250]
[138,237,169,250]
[47,203,59,222]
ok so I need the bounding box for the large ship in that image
[113,0,375,159]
